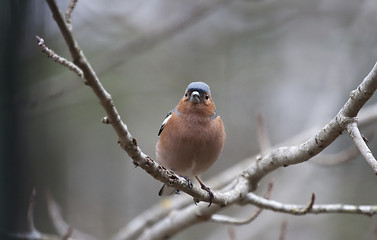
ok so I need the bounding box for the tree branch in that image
[244,192,377,216]
[247,62,377,184]
[36,35,83,79]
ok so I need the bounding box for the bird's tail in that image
[158,184,176,196]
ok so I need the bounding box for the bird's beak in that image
[190,91,201,103]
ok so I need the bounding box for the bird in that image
[156,81,226,205]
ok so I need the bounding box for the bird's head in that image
[184,82,211,104]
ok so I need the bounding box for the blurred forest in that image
[1,0,377,239]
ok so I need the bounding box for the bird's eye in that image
[205,95,209,100]
[185,92,188,97]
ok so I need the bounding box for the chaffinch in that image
[156,82,226,205]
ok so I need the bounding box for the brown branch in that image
[302,193,316,214]
[36,36,84,79]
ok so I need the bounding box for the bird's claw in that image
[200,184,214,207]
[183,176,193,190]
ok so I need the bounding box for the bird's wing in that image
[158,110,173,136]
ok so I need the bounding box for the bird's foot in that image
[195,176,214,207]
[182,176,193,190]
[200,183,214,207]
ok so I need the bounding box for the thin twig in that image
[347,121,377,174]
[244,192,377,216]
[302,193,316,214]
[35,36,84,79]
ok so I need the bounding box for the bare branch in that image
[301,193,316,214]
[347,121,377,173]
[343,61,377,118]
[244,192,377,216]
[35,36,84,79]
[247,62,377,185]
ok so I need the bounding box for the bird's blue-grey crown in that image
[186,82,211,97]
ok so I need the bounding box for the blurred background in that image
[1,0,377,239]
